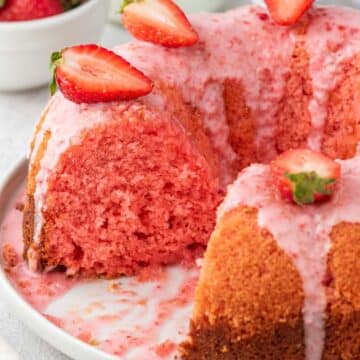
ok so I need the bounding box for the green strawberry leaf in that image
[0,0,6,8]
[286,171,336,205]
[49,51,63,96]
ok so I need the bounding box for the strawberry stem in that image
[49,51,63,96]
[120,0,140,13]
[285,171,336,205]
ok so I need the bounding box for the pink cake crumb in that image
[136,265,166,282]
[154,340,176,357]
[77,331,95,344]
[43,314,65,328]
[39,108,221,278]
[2,243,19,268]
[101,329,150,357]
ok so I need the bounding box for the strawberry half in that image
[270,149,341,205]
[120,0,199,48]
[264,0,314,26]
[50,44,153,104]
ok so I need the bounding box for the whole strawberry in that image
[270,149,341,205]
[0,0,63,21]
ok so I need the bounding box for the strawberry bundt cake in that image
[22,3,360,359]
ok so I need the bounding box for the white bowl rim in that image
[0,0,109,31]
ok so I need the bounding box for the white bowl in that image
[0,0,110,91]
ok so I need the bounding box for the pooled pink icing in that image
[43,267,199,359]
[218,155,360,360]
[0,187,200,359]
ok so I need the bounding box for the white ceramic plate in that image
[0,158,198,360]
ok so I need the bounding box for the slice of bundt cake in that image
[24,90,222,277]
[181,154,360,359]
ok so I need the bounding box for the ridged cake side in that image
[322,54,360,160]
[182,155,360,359]
[181,207,305,359]
[323,223,360,359]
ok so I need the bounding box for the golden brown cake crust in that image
[322,54,360,160]
[182,320,305,360]
[23,129,52,263]
[223,79,258,171]
[323,222,360,359]
[29,103,51,158]
[22,194,34,259]
[181,207,305,359]
[183,211,360,359]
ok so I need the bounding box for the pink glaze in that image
[218,155,360,360]
[306,7,360,150]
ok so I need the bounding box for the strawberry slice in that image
[270,149,341,205]
[120,0,199,48]
[50,44,153,104]
[264,0,314,26]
